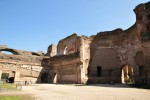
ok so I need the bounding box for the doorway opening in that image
[97,66,102,77]
[121,64,134,84]
[147,15,150,32]
[41,73,48,83]
[1,71,15,83]
[53,73,57,83]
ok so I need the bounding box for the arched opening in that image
[63,45,67,55]
[121,64,134,84]
[0,51,13,55]
[0,49,19,55]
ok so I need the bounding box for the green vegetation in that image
[0,96,20,100]
[0,95,34,100]
[0,84,17,89]
[0,84,33,100]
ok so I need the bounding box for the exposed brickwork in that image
[0,2,150,85]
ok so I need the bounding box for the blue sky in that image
[0,0,149,52]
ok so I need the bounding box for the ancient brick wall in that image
[88,2,150,84]
[79,36,93,83]
[57,34,80,55]
[45,34,92,84]
[0,47,44,84]
[45,52,81,84]
[1,2,150,85]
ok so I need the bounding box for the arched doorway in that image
[121,64,134,84]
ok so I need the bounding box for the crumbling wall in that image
[44,34,92,84]
[134,2,150,85]
[42,1,150,85]
[0,47,44,84]
[46,44,56,57]
[1,2,150,85]
[88,29,125,83]
[141,42,150,85]
[46,52,81,84]
[0,46,44,56]
[57,34,80,55]
[88,26,145,84]
[79,36,93,83]
[88,2,150,84]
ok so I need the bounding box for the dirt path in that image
[0,84,150,100]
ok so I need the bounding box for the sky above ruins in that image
[0,0,149,52]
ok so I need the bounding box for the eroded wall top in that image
[57,34,80,55]
[0,46,44,65]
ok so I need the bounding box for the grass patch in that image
[0,96,20,100]
[0,95,34,100]
[0,84,18,91]
[0,84,17,89]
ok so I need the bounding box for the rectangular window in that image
[147,15,150,31]
[148,15,150,23]
[139,66,144,76]
[97,66,102,77]
[1,73,9,79]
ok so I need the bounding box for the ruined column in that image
[46,44,56,57]
[14,71,20,84]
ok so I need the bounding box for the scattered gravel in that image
[0,84,150,100]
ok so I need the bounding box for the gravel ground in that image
[0,84,150,100]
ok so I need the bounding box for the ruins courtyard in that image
[0,1,150,100]
[0,84,150,100]
[1,1,150,85]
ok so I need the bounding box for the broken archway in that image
[0,49,19,55]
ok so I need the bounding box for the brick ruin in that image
[0,45,45,84]
[0,2,150,85]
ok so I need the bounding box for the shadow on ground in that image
[54,83,150,89]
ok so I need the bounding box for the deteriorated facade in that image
[42,34,92,84]
[0,2,150,85]
[0,45,44,84]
